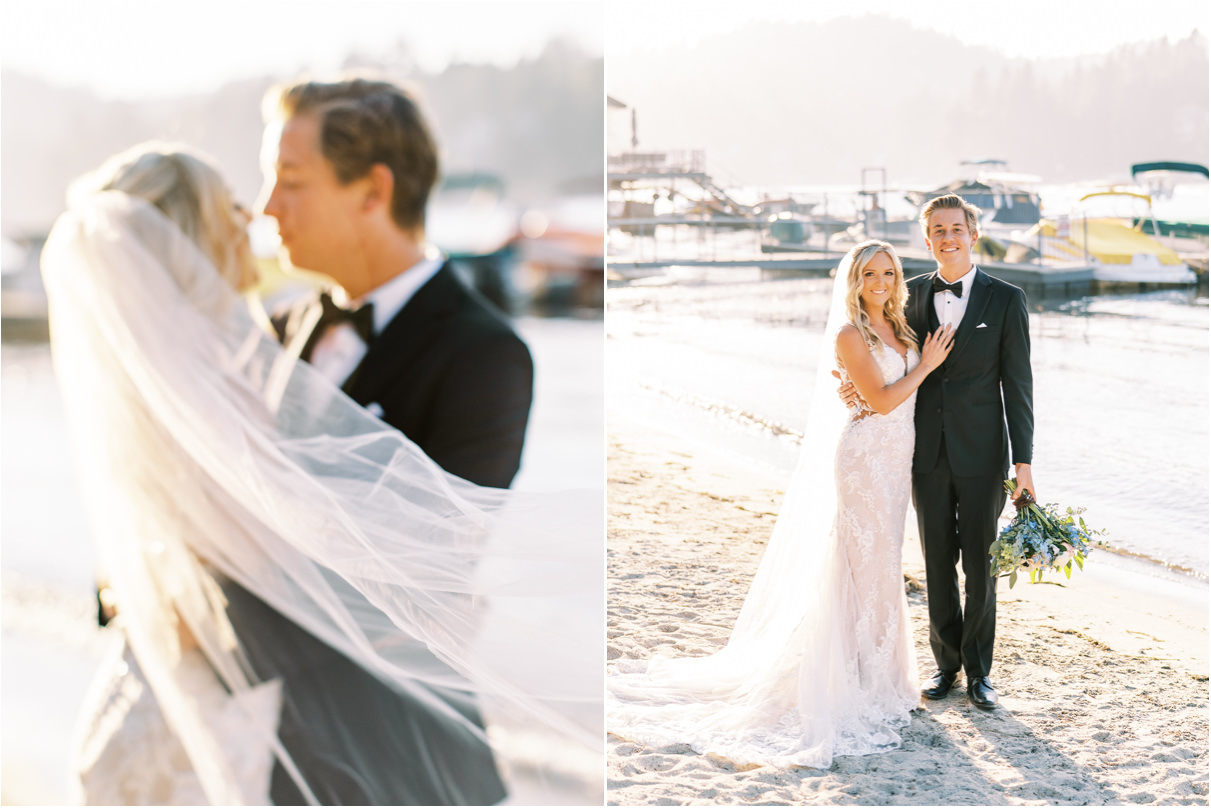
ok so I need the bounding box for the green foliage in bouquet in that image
[989,479,1106,588]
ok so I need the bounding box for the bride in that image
[608,240,954,769]
[42,142,602,805]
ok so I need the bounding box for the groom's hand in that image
[1014,463,1036,503]
[831,370,864,409]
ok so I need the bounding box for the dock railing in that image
[608,150,707,176]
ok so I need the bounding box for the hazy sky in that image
[5,0,1202,101]
[1,0,604,100]
[607,0,1208,60]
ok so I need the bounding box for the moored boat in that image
[1018,190,1195,284]
[906,159,1043,240]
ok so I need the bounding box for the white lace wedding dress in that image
[75,639,282,805]
[608,337,920,769]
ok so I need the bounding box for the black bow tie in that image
[317,291,375,344]
[932,276,963,298]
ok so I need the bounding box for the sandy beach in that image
[607,419,1209,806]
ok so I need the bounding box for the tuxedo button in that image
[943,378,950,383]
[936,408,942,413]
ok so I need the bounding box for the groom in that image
[221,77,532,805]
[908,194,1034,710]
[262,77,533,490]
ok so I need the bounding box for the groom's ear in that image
[361,163,395,216]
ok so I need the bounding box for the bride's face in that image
[858,251,897,312]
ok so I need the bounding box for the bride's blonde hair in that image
[70,142,256,291]
[842,239,917,351]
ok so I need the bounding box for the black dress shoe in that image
[921,670,960,700]
[967,676,999,709]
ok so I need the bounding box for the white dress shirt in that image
[932,265,977,331]
[310,248,445,385]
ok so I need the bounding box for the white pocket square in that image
[976,323,988,328]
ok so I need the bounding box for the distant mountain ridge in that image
[1,39,603,235]
[606,15,1208,189]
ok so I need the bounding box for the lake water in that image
[607,271,1209,581]
[0,315,604,805]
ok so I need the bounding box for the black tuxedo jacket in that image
[246,261,529,804]
[277,262,534,489]
[906,269,1033,478]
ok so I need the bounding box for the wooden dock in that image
[961,261,1095,298]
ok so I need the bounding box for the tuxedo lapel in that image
[946,269,993,366]
[926,278,941,332]
[913,273,940,334]
[345,264,463,405]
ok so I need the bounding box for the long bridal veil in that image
[42,190,602,804]
[607,246,915,769]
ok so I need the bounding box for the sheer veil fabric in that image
[607,250,919,769]
[42,191,603,804]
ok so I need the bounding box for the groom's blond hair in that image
[918,193,981,236]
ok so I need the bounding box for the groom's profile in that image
[218,76,533,805]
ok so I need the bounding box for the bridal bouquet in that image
[989,479,1106,588]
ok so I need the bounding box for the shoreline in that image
[606,415,1208,806]
[606,277,1209,583]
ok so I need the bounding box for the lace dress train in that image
[75,634,282,805]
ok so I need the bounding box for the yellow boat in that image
[1022,191,1195,284]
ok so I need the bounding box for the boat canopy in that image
[1079,190,1153,205]
[960,158,1008,169]
[1130,162,1209,178]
